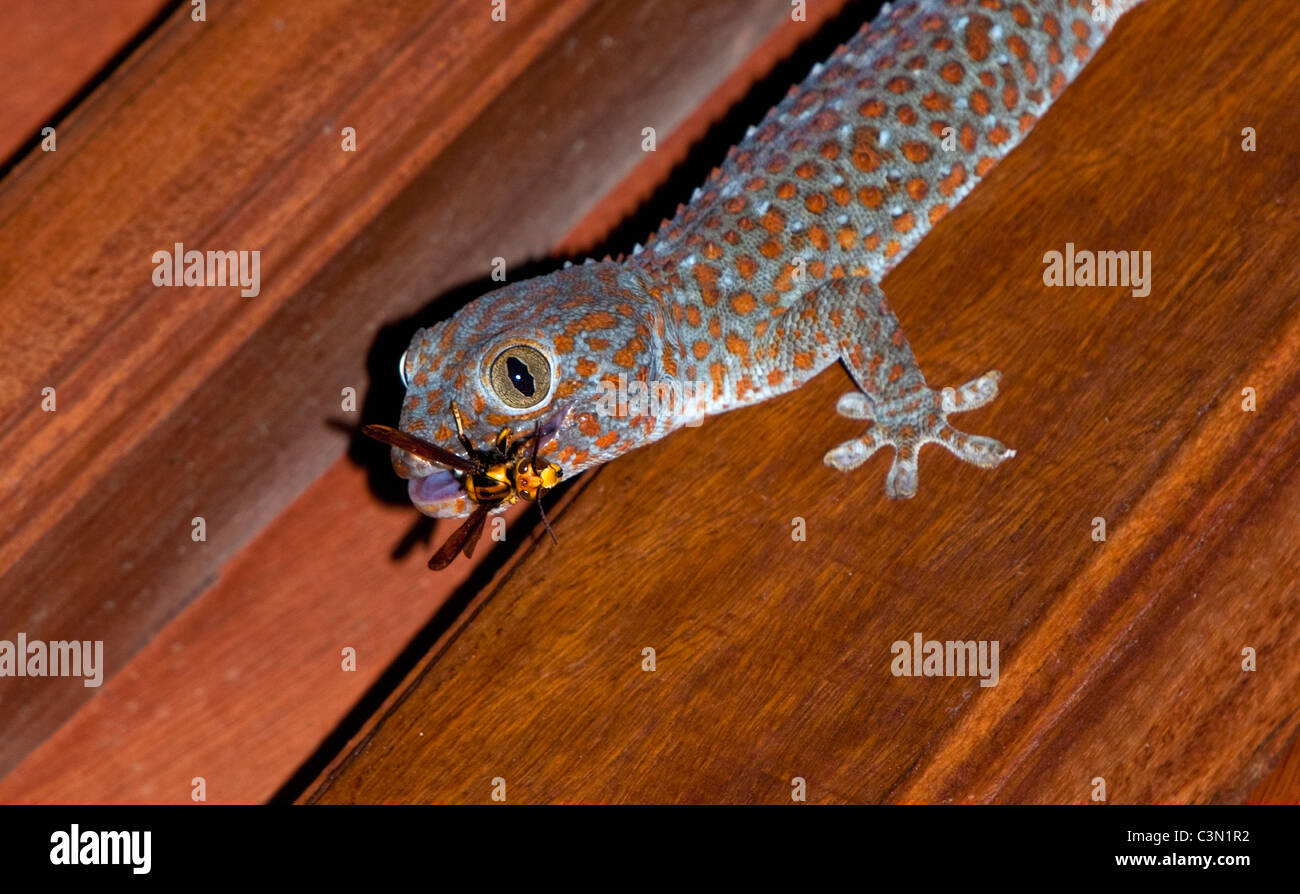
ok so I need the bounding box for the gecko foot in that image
[823,370,1014,499]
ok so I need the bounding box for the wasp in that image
[362,402,563,570]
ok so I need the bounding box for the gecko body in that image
[392,0,1147,517]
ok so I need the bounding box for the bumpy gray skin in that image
[392,0,1143,517]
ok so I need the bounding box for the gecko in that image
[383,0,1148,521]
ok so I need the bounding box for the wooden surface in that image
[0,0,170,165]
[0,0,854,802]
[1,0,1297,804]
[306,0,1300,803]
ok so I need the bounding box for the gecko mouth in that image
[406,403,571,514]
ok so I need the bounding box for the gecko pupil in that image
[506,356,535,396]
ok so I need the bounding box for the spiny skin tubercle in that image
[395,0,1147,517]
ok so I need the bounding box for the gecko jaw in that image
[408,469,466,516]
[407,401,573,517]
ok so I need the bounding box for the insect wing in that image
[428,502,491,570]
[362,424,478,473]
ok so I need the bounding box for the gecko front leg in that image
[817,277,1014,498]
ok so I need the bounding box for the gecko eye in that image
[489,345,551,409]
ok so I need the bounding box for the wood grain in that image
[304,0,1300,804]
[0,0,851,801]
[0,0,170,165]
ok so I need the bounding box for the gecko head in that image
[392,262,677,517]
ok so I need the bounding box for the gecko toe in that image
[835,391,874,420]
[937,428,1016,469]
[885,448,920,499]
[823,427,886,471]
[941,370,1001,414]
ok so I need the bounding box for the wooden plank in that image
[0,0,845,801]
[304,0,1300,803]
[0,0,170,165]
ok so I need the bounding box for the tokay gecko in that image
[382,0,1149,525]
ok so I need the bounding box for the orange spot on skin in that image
[939,163,966,197]
[851,128,888,173]
[886,76,913,93]
[896,105,918,125]
[731,292,756,314]
[760,238,782,258]
[884,240,902,259]
[965,15,992,61]
[793,351,814,371]
[940,61,964,84]
[832,186,851,206]
[725,334,750,363]
[987,124,1010,145]
[595,431,618,449]
[976,155,998,176]
[702,241,724,260]
[808,225,831,250]
[902,141,931,163]
[805,193,828,213]
[579,414,600,437]
[859,98,886,118]
[812,110,842,132]
[960,123,977,153]
[692,262,721,306]
[836,227,857,250]
[554,334,574,353]
[858,186,884,208]
[1018,112,1038,133]
[892,211,915,234]
[922,91,950,113]
[710,362,725,400]
[708,316,721,338]
[613,337,643,368]
[736,255,758,279]
[906,178,929,201]
[819,141,840,160]
[684,305,701,327]
[794,161,817,179]
[564,312,618,336]
[576,358,597,376]
[767,369,785,387]
[692,340,710,360]
[1003,84,1020,110]
[761,208,786,233]
[928,203,949,225]
[776,182,797,199]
